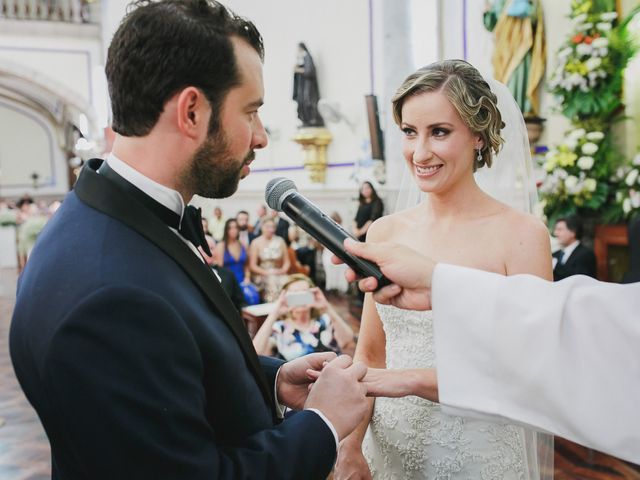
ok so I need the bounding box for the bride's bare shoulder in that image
[497,205,550,244]
[365,206,421,242]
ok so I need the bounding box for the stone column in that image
[373,0,415,209]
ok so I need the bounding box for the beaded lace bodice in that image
[362,304,533,480]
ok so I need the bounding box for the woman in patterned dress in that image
[248,217,290,302]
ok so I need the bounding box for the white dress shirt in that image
[106,154,204,261]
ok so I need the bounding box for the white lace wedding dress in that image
[362,304,543,479]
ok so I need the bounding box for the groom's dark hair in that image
[106,0,264,137]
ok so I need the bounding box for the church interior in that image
[1,0,639,478]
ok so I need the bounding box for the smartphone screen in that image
[285,290,314,307]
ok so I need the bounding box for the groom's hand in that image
[337,239,435,311]
[276,352,337,410]
[304,355,368,441]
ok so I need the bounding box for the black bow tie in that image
[178,205,212,256]
[97,161,212,256]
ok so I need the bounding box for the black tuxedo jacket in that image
[10,159,335,479]
[212,265,246,312]
[553,243,597,281]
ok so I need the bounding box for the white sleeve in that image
[431,263,640,464]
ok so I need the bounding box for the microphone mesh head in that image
[265,177,297,211]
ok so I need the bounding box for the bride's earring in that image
[476,147,483,166]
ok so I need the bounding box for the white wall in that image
[0,22,105,125]
[0,20,106,198]
[222,0,373,192]
[0,100,69,197]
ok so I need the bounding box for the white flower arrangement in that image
[540,126,609,214]
[548,8,618,95]
[577,156,595,170]
[544,0,637,223]
[614,153,640,218]
[626,168,639,186]
[585,131,605,141]
[581,142,599,155]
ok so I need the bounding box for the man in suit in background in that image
[552,215,597,281]
[9,1,368,479]
[236,209,256,247]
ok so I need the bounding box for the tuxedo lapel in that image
[74,159,275,415]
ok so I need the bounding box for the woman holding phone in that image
[252,274,356,360]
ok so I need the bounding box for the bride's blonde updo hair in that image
[391,59,505,170]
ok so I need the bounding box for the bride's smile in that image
[413,163,443,177]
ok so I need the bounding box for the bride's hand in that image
[334,443,373,480]
[363,368,412,398]
[364,368,439,402]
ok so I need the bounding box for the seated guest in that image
[253,203,268,236]
[215,219,260,305]
[207,205,226,241]
[289,225,316,280]
[552,215,597,281]
[215,218,250,286]
[252,274,355,360]
[249,217,290,302]
[235,209,255,248]
[286,226,311,276]
[200,237,245,313]
[269,209,291,244]
[201,217,211,237]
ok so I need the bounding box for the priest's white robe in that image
[432,264,640,464]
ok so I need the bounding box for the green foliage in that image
[541,2,639,224]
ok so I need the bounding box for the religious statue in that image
[293,43,324,127]
[484,0,546,117]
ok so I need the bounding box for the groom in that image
[9,1,368,478]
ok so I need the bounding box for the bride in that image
[334,59,554,479]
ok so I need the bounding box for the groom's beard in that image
[185,128,254,199]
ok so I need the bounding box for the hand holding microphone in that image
[264,177,390,290]
[340,238,435,311]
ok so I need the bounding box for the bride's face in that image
[400,90,482,194]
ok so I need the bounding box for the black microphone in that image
[265,177,390,289]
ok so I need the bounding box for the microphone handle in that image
[282,194,390,289]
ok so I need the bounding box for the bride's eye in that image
[432,128,449,137]
[401,127,416,137]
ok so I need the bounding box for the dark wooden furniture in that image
[593,224,629,282]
